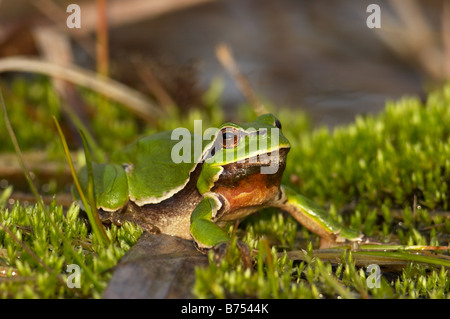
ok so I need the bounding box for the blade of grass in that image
[329,243,450,252]
[53,116,109,247]
[61,100,105,163]
[285,247,450,268]
[352,251,450,268]
[79,129,109,243]
[356,244,450,251]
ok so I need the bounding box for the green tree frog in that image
[74,114,362,252]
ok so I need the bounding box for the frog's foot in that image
[210,240,252,270]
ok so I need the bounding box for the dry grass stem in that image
[216,43,266,116]
[0,56,164,122]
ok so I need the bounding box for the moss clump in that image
[0,189,142,298]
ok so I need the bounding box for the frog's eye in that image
[221,127,240,149]
[274,118,282,130]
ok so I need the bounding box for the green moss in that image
[0,190,142,298]
[0,77,62,154]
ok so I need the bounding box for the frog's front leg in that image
[274,185,363,248]
[190,194,251,267]
[190,194,230,251]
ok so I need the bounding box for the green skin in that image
[75,114,362,251]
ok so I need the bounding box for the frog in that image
[74,114,363,255]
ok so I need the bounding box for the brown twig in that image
[0,56,164,122]
[382,0,443,81]
[443,1,450,81]
[32,25,93,146]
[216,43,266,116]
[96,0,109,77]
[136,62,176,112]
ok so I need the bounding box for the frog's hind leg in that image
[275,185,363,248]
[74,162,130,225]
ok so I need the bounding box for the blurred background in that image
[1,0,449,300]
[0,0,448,127]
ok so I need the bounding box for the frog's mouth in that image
[216,147,290,185]
[211,147,290,216]
[247,147,290,167]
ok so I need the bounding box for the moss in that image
[0,77,62,154]
[0,192,142,298]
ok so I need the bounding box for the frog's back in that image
[111,130,205,205]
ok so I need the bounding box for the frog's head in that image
[201,114,290,216]
[205,113,290,169]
